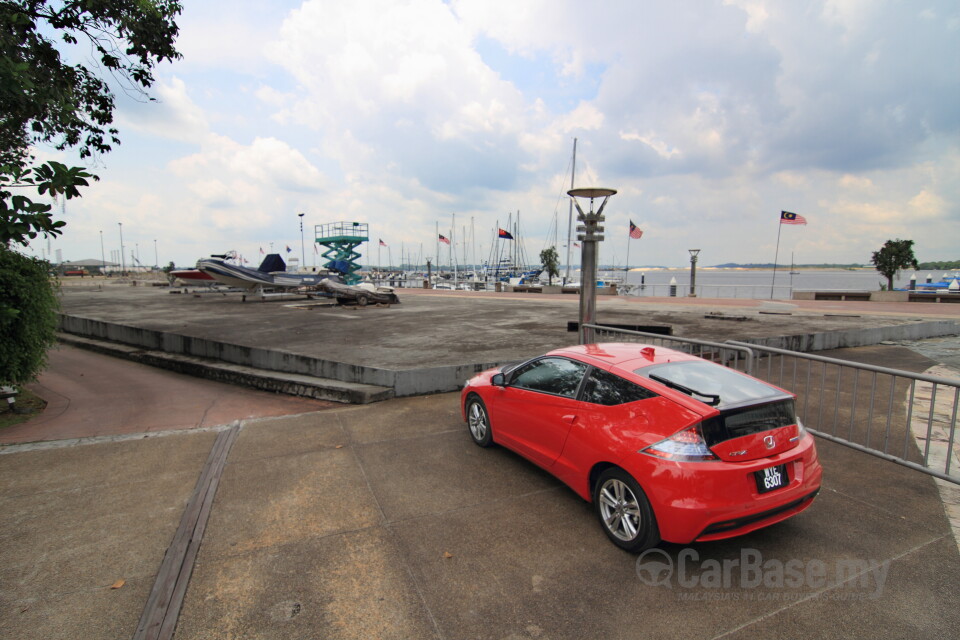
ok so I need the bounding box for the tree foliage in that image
[0,247,58,386]
[540,246,560,285]
[1,0,182,245]
[0,1,181,384]
[871,239,918,291]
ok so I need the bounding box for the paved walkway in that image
[1,292,958,638]
[911,363,960,554]
[2,344,334,445]
[2,380,958,639]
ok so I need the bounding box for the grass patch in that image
[0,388,47,430]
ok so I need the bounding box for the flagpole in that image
[626,235,631,278]
[771,216,783,299]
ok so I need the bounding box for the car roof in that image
[548,342,701,372]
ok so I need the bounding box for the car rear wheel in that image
[465,395,494,447]
[356,293,369,307]
[594,468,659,552]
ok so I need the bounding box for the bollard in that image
[669,277,677,297]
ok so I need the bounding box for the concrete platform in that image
[2,350,959,639]
[55,283,960,399]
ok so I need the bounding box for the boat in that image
[913,273,960,292]
[169,269,216,286]
[197,252,335,294]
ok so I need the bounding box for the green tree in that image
[1,0,182,246]
[871,239,918,291]
[0,1,181,385]
[0,247,58,387]
[540,246,560,285]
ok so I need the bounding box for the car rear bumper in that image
[631,435,823,544]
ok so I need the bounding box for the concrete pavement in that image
[52,282,960,398]
[1,341,959,638]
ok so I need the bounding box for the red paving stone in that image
[1,344,335,445]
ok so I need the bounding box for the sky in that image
[23,0,960,269]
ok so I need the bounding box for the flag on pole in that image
[379,239,388,247]
[498,228,514,240]
[780,211,807,225]
[313,243,318,254]
[259,247,264,254]
[286,245,292,253]
[439,234,450,245]
[629,221,643,239]
[574,242,581,248]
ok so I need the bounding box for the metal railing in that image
[583,325,960,485]
[584,325,756,374]
[727,341,960,485]
[620,283,795,300]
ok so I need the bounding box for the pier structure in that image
[315,221,368,284]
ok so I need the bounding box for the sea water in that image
[606,268,956,300]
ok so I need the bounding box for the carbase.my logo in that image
[636,547,888,599]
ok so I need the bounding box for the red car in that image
[460,343,822,552]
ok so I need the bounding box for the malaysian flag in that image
[379,239,388,247]
[629,221,643,239]
[780,211,807,225]
[439,234,450,245]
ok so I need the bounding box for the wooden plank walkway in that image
[133,421,241,640]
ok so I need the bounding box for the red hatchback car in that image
[460,343,822,552]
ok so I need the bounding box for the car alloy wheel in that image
[465,395,494,447]
[594,468,659,552]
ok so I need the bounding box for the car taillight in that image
[642,424,719,462]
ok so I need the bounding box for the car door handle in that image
[562,415,577,424]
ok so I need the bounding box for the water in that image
[610,268,954,300]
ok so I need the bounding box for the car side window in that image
[510,357,587,398]
[582,367,658,406]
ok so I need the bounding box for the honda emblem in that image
[764,435,776,449]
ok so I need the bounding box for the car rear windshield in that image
[635,360,784,408]
[701,399,797,446]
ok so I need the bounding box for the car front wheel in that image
[594,468,659,552]
[465,395,494,447]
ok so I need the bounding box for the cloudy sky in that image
[27,0,960,269]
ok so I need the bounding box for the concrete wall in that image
[59,314,959,398]
[741,320,958,352]
[58,314,501,397]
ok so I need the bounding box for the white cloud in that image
[116,77,208,143]
[37,0,960,268]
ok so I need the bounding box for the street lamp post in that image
[154,239,158,270]
[99,230,105,276]
[568,187,617,344]
[118,222,126,275]
[298,213,306,271]
[688,249,700,297]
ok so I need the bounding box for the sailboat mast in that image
[565,138,577,283]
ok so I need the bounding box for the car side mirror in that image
[491,373,505,387]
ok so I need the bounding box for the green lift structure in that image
[315,221,368,284]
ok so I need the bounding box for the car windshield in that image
[636,360,784,407]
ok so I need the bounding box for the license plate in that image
[755,464,789,494]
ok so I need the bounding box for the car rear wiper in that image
[649,374,721,406]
